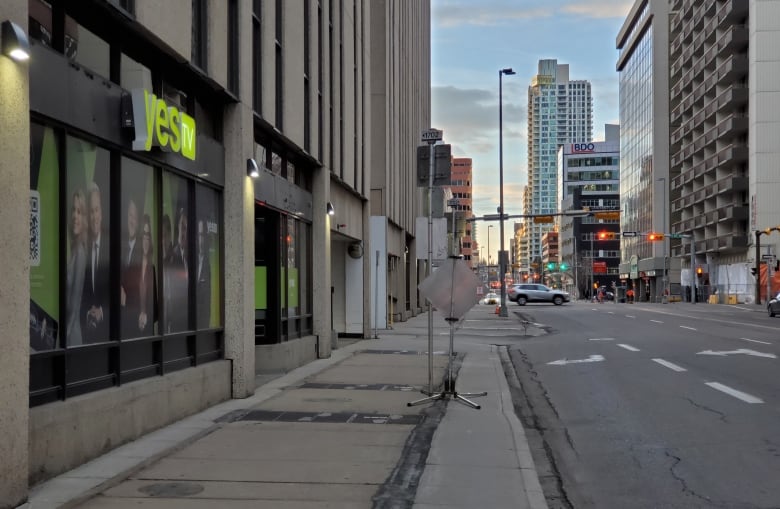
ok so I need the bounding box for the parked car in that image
[481,292,499,305]
[508,284,570,306]
[768,292,780,317]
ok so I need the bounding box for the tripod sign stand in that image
[408,256,486,409]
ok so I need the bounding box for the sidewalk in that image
[20,307,547,509]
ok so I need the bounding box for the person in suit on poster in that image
[137,214,157,336]
[82,182,109,343]
[66,189,88,346]
[168,208,189,332]
[120,197,142,337]
[196,218,211,329]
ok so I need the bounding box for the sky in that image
[431,0,633,262]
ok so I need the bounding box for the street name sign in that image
[421,128,443,142]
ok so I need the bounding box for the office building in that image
[558,127,620,297]
[616,0,671,300]
[0,0,430,505]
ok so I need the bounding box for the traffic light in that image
[597,231,617,240]
[546,262,556,270]
[647,232,665,241]
[696,266,703,277]
[560,262,568,271]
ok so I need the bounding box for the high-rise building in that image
[669,0,753,298]
[521,59,593,269]
[616,0,671,301]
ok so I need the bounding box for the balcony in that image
[718,144,749,165]
[719,24,749,53]
[716,115,748,139]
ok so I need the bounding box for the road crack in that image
[683,397,728,423]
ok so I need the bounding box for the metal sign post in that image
[422,128,441,396]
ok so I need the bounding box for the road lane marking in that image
[680,325,697,331]
[650,319,664,324]
[626,315,636,318]
[588,338,615,341]
[705,382,763,404]
[617,344,640,352]
[741,337,771,345]
[547,355,605,365]
[652,358,687,372]
[607,311,615,314]
[697,349,776,359]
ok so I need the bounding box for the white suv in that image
[508,284,570,306]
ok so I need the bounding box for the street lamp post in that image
[487,224,493,266]
[498,67,515,318]
[658,177,668,302]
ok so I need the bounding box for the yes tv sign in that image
[131,89,197,161]
[571,143,595,153]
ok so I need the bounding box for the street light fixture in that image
[498,67,515,317]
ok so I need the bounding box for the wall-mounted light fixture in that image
[247,158,259,178]
[1,21,30,62]
[327,202,335,216]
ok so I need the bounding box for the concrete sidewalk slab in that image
[21,308,548,509]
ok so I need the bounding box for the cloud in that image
[433,0,632,28]
[434,3,553,28]
[432,85,526,157]
[562,1,633,19]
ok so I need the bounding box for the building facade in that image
[558,128,621,297]
[0,0,430,506]
[449,157,475,266]
[616,0,671,301]
[521,59,593,269]
[669,0,754,299]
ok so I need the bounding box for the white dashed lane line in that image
[741,337,772,345]
[705,382,764,404]
[617,344,640,352]
[625,315,635,318]
[650,319,664,324]
[652,358,687,372]
[679,326,697,331]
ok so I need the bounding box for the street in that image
[505,301,780,508]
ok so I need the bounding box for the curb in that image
[495,346,549,509]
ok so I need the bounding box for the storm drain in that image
[299,382,417,391]
[237,410,423,425]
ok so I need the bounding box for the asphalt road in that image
[506,300,780,509]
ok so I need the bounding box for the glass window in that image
[162,173,191,333]
[30,123,60,352]
[71,23,110,78]
[67,136,112,344]
[195,185,222,329]
[120,158,157,339]
[28,0,53,48]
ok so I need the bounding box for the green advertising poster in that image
[29,125,60,351]
[255,266,267,310]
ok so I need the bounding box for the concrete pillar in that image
[221,0,255,398]
[0,3,30,506]
[312,167,332,358]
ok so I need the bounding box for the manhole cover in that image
[139,482,204,497]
